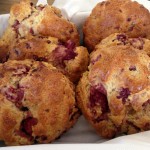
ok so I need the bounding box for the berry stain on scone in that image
[9,36,89,82]
[51,40,77,66]
[77,44,150,138]
[83,0,150,51]
[94,33,150,57]
[9,0,79,45]
[0,60,80,145]
[0,0,79,61]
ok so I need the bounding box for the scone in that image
[8,36,89,82]
[0,0,79,57]
[97,33,150,56]
[77,44,150,138]
[83,0,150,51]
[0,60,80,145]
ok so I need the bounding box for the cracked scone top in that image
[77,43,150,138]
[83,0,150,51]
[0,60,80,145]
[8,36,89,83]
[1,0,79,47]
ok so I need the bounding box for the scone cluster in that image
[76,0,150,139]
[0,0,89,146]
[0,0,89,83]
[0,0,150,146]
[83,0,150,51]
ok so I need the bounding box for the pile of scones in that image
[0,0,150,146]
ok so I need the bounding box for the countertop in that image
[0,0,54,14]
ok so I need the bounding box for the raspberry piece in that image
[30,28,34,35]
[52,40,77,66]
[12,20,20,29]
[130,38,145,50]
[90,84,108,114]
[13,65,30,75]
[21,117,38,136]
[91,54,101,65]
[129,65,136,71]
[32,55,47,61]
[63,40,77,60]
[117,87,130,103]
[12,20,20,37]
[117,34,127,45]
[2,86,24,103]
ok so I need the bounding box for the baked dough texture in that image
[8,35,89,82]
[77,36,150,138]
[0,60,80,145]
[0,0,80,61]
[96,33,150,56]
[83,0,150,51]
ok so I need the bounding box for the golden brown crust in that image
[83,0,150,51]
[8,36,89,83]
[37,6,79,45]
[64,46,89,82]
[94,33,150,57]
[0,0,80,60]
[9,0,32,24]
[9,0,79,45]
[0,60,80,145]
[77,40,150,138]
[76,72,117,138]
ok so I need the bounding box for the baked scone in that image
[83,0,150,51]
[97,33,150,56]
[0,60,80,145]
[0,0,79,58]
[8,36,89,82]
[77,44,150,138]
